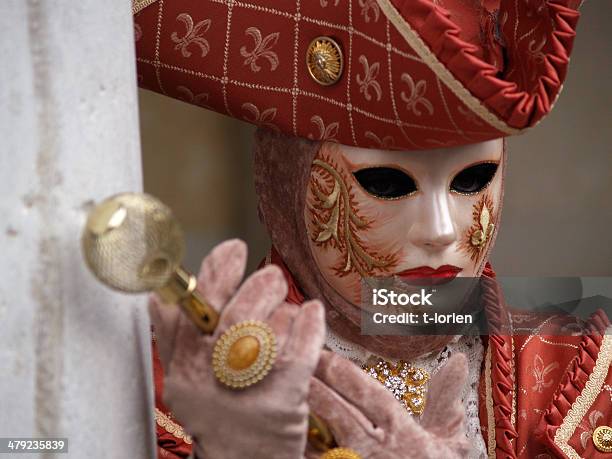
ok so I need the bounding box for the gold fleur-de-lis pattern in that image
[578,410,604,450]
[358,0,380,23]
[400,73,433,116]
[241,102,279,132]
[479,314,612,459]
[530,354,559,393]
[134,22,143,42]
[135,0,579,152]
[356,55,382,102]
[461,193,496,263]
[240,27,280,73]
[171,13,211,58]
[176,86,210,108]
[364,131,395,149]
[308,116,339,142]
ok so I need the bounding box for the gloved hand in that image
[150,239,326,459]
[306,351,470,459]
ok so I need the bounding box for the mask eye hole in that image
[353,167,417,200]
[450,162,499,195]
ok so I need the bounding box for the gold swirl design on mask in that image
[308,154,398,277]
[462,194,496,263]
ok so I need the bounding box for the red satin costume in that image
[153,250,612,458]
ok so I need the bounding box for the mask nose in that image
[409,192,457,250]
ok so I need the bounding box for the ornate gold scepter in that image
[82,192,218,333]
[81,192,359,459]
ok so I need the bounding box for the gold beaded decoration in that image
[363,359,429,416]
[212,320,276,389]
[593,425,612,453]
[321,447,362,459]
[306,37,344,86]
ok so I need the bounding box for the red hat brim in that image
[134,0,580,150]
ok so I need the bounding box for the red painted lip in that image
[395,265,462,285]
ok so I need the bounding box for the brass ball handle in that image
[156,266,219,334]
[81,192,218,334]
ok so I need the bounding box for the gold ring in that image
[321,447,362,459]
[212,320,276,389]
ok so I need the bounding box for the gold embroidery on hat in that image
[306,37,344,86]
[362,359,429,416]
[356,55,382,102]
[458,105,484,127]
[377,0,520,135]
[134,23,143,42]
[307,151,398,277]
[365,131,395,149]
[400,73,434,116]
[359,0,381,23]
[171,13,211,58]
[309,116,340,142]
[240,27,280,73]
[176,86,210,108]
[242,102,280,132]
[132,0,159,15]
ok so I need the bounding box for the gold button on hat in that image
[212,320,277,389]
[593,425,612,453]
[306,37,343,86]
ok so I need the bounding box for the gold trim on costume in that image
[132,0,159,15]
[155,408,193,444]
[485,343,496,458]
[376,0,520,136]
[554,331,612,458]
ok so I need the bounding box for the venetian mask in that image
[304,139,505,306]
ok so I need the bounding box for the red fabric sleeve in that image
[152,335,194,459]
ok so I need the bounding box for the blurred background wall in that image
[138,1,611,276]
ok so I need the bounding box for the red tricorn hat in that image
[133,0,581,150]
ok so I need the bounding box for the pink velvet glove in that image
[150,239,326,459]
[307,351,470,459]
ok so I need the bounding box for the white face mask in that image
[305,139,505,305]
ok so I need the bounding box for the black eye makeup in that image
[353,167,417,200]
[450,162,499,195]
